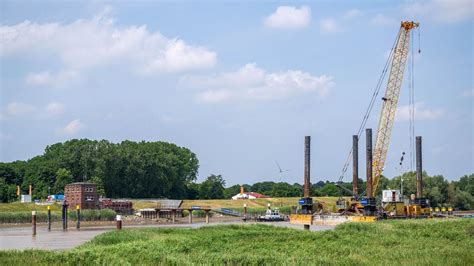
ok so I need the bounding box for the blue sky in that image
[1,0,472,185]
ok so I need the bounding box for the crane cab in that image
[381,190,405,218]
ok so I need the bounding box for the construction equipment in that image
[372,21,420,195]
[336,21,421,216]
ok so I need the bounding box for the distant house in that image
[231,186,269,200]
[64,182,99,209]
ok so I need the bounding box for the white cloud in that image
[344,9,362,19]
[264,6,311,29]
[198,90,235,103]
[370,14,397,26]
[56,119,84,136]
[0,10,217,74]
[45,102,65,115]
[461,89,474,98]
[3,102,65,118]
[396,102,443,121]
[5,102,36,116]
[319,18,343,34]
[25,70,81,88]
[160,114,178,123]
[182,63,334,103]
[402,0,473,23]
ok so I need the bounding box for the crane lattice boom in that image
[372,21,419,195]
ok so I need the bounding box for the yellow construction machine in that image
[335,21,431,219]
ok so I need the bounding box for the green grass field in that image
[0,202,63,212]
[1,219,472,265]
[1,197,340,212]
[0,197,340,223]
[132,196,342,211]
[0,201,117,223]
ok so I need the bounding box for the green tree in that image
[0,178,17,202]
[457,174,474,195]
[90,175,106,197]
[271,182,301,197]
[199,174,225,199]
[53,168,73,194]
[251,182,275,196]
[186,182,200,200]
[448,183,474,210]
[317,183,340,197]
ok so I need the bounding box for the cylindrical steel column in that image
[366,129,373,198]
[304,136,311,198]
[416,136,423,198]
[352,135,359,196]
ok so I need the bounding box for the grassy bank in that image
[0,209,116,223]
[133,196,341,211]
[0,202,63,212]
[1,219,473,265]
[1,197,340,212]
[1,197,341,215]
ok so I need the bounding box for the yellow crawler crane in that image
[372,21,419,195]
[335,21,419,217]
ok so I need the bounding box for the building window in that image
[85,196,94,201]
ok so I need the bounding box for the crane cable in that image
[337,30,402,183]
[409,28,420,171]
[409,30,415,171]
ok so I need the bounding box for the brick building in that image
[64,182,99,209]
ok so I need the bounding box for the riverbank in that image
[1,218,472,265]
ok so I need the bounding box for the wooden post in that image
[47,206,51,231]
[62,203,67,230]
[76,205,81,230]
[243,204,247,222]
[205,210,210,224]
[172,209,176,223]
[188,210,193,224]
[65,204,68,229]
[32,211,37,236]
[116,215,122,230]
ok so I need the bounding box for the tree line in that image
[217,172,473,210]
[1,139,472,210]
[0,139,199,201]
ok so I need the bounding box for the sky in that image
[1,0,473,186]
